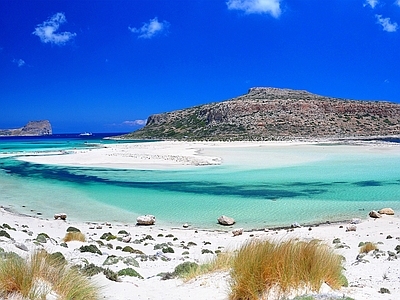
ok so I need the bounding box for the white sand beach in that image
[1,207,399,299]
[2,140,400,299]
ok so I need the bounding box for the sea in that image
[0,133,399,230]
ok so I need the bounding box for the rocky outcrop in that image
[0,120,52,136]
[121,87,400,141]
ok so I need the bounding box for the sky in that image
[1,0,399,133]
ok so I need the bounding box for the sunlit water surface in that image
[1,134,399,229]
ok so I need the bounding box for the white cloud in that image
[364,0,379,8]
[33,12,76,45]
[226,0,282,17]
[129,17,170,39]
[123,120,147,126]
[13,59,26,67]
[396,0,400,7]
[376,14,398,32]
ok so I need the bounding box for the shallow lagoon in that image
[0,136,399,229]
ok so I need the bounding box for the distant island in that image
[120,87,400,141]
[0,120,52,136]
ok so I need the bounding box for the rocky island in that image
[121,87,400,141]
[0,120,52,136]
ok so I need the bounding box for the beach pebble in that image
[232,228,243,236]
[346,225,357,232]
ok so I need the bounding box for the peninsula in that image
[121,87,400,141]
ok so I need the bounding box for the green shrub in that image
[80,263,104,277]
[79,244,102,255]
[162,247,174,254]
[173,262,199,277]
[103,268,119,282]
[0,230,11,239]
[117,268,143,279]
[100,232,116,241]
[66,226,81,233]
[122,246,144,255]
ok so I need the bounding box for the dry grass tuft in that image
[0,250,99,299]
[63,232,86,243]
[181,251,234,281]
[229,239,346,300]
[359,242,378,254]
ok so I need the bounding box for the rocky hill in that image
[122,87,400,141]
[0,120,52,136]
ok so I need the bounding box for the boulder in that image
[378,208,395,215]
[217,215,235,226]
[136,215,156,226]
[232,228,243,236]
[369,210,382,218]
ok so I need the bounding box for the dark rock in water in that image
[0,120,52,136]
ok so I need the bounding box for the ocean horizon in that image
[1,134,399,229]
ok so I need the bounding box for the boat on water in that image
[79,132,92,136]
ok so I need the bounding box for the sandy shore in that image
[1,207,399,299]
[14,139,400,170]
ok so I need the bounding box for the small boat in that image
[79,132,92,136]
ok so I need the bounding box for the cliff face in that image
[122,87,400,141]
[0,120,52,136]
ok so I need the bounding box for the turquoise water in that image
[0,135,399,229]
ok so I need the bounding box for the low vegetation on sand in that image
[0,250,99,299]
[63,231,86,242]
[178,238,347,299]
[229,239,347,300]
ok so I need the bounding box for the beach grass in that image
[229,239,346,300]
[0,250,99,299]
[180,251,234,281]
[63,231,86,242]
[359,242,378,254]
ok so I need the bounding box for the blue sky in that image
[1,0,399,133]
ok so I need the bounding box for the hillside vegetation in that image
[121,87,400,141]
